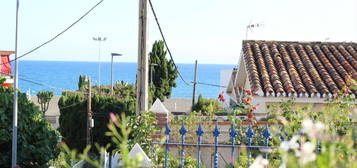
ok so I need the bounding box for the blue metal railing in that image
[158,121,273,168]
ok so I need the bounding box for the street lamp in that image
[111,53,123,95]
[92,37,107,87]
[150,63,158,86]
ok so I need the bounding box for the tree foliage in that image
[149,40,178,101]
[58,82,136,152]
[78,75,89,92]
[192,94,225,115]
[37,91,54,113]
[0,82,60,168]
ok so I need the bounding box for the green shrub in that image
[58,83,136,152]
[192,94,225,116]
[0,84,60,168]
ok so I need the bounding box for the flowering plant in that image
[263,92,357,168]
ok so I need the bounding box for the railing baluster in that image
[196,123,204,168]
[213,120,220,168]
[262,125,271,160]
[246,124,254,167]
[179,120,187,168]
[229,123,238,166]
[164,122,171,168]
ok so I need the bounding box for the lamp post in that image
[92,37,107,87]
[150,63,158,87]
[111,53,123,95]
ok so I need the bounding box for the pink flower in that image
[109,112,117,122]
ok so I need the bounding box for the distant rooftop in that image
[242,40,357,97]
[163,98,192,114]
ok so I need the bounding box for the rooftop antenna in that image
[245,22,264,39]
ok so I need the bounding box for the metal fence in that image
[158,120,273,168]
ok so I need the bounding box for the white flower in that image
[280,141,290,151]
[249,155,269,168]
[288,136,299,150]
[296,142,316,164]
[280,136,299,151]
[301,142,314,154]
[302,119,313,133]
[315,122,325,131]
[302,119,327,138]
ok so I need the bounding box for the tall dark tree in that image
[149,40,178,101]
[78,75,89,91]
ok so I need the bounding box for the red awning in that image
[1,83,12,87]
[0,51,14,75]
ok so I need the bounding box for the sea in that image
[16,60,234,99]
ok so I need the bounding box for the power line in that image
[19,76,96,95]
[148,0,230,89]
[196,82,228,88]
[19,76,66,92]
[18,76,88,109]
[0,0,104,66]
[59,99,87,110]
[148,0,192,86]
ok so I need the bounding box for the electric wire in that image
[0,0,104,66]
[19,77,66,92]
[148,0,192,86]
[19,76,96,94]
[4,0,228,90]
[59,99,87,110]
[195,82,227,88]
[148,0,230,89]
[18,76,88,110]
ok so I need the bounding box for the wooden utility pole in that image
[192,60,198,108]
[86,78,92,146]
[136,0,149,115]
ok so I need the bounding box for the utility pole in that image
[192,60,198,108]
[136,0,149,115]
[86,78,92,146]
[11,0,19,167]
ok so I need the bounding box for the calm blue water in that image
[16,60,234,99]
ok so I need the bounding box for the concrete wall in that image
[220,69,232,93]
[251,95,334,114]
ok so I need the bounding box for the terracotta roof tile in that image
[296,44,330,95]
[261,43,285,94]
[276,44,307,94]
[252,43,274,94]
[243,43,262,93]
[286,44,319,95]
[304,45,339,95]
[242,40,357,97]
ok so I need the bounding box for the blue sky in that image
[0,0,356,64]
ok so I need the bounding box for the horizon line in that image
[18,59,237,65]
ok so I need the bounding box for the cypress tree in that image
[149,40,178,101]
